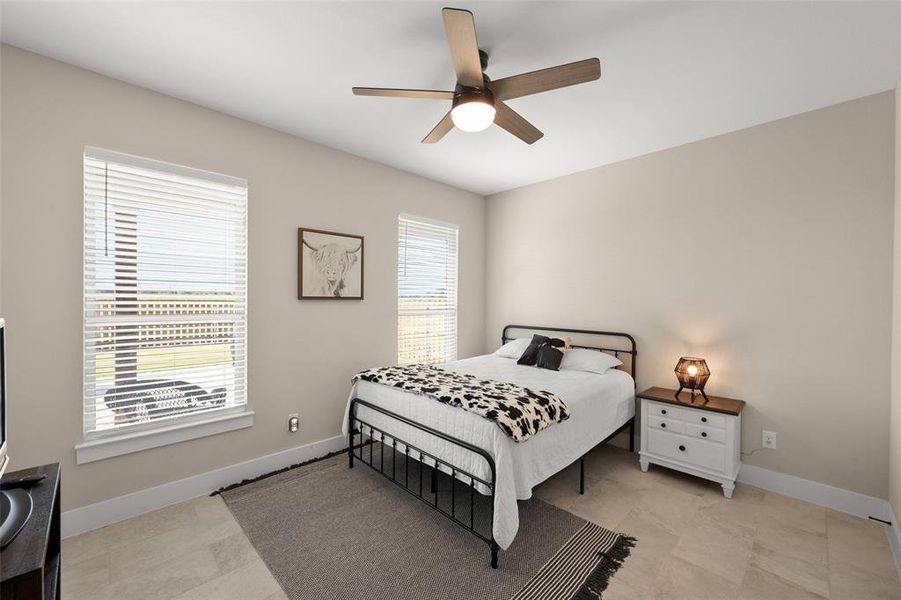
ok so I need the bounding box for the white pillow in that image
[495,338,531,359]
[560,348,622,374]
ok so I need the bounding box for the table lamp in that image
[675,357,710,402]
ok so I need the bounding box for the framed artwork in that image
[298,228,364,300]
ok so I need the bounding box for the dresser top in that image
[0,463,60,582]
[637,386,745,416]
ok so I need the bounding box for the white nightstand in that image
[637,387,745,498]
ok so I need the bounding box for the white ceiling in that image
[2,1,900,195]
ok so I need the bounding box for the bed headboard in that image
[501,324,637,385]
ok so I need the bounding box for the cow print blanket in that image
[352,364,570,442]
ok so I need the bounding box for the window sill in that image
[75,410,254,464]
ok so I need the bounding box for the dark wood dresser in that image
[0,463,61,600]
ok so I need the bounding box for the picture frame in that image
[298,228,364,300]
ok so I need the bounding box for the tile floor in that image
[61,445,901,599]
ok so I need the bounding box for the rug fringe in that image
[571,535,637,600]
[210,441,372,496]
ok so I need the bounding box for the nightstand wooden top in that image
[637,386,745,416]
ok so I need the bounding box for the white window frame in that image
[77,147,251,464]
[396,213,459,366]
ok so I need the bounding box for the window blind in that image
[397,214,458,365]
[83,148,247,436]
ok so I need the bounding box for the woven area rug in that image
[218,446,635,600]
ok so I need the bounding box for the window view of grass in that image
[397,308,456,365]
[94,344,234,378]
[86,287,243,431]
[88,296,243,432]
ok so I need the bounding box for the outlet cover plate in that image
[762,430,777,449]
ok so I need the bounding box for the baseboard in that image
[887,504,901,579]
[737,463,892,522]
[61,434,347,538]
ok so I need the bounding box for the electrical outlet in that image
[762,430,777,449]
[288,414,300,433]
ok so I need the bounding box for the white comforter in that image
[341,354,635,549]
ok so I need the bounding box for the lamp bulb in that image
[451,100,496,132]
[687,365,698,377]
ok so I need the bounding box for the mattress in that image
[341,354,635,550]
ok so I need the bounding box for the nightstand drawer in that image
[647,402,690,422]
[647,415,686,434]
[683,411,725,429]
[685,423,724,443]
[646,428,725,473]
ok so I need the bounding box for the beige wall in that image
[0,46,485,511]
[486,92,895,499]
[891,80,901,517]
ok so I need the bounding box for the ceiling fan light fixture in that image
[451,88,496,132]
[352,8,601,144]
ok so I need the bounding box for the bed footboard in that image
[347,398,500,569]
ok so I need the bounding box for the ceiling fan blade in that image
[494,102,543,144]
[489,58,601,100]
[442,8,484,88]
[422,112,455,144]
[352,87,454,100]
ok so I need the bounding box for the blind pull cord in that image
[104,162,109,257]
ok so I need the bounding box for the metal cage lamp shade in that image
[675,357,710,402]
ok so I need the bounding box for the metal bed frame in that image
[347,325,637,569]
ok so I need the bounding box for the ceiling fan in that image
[352,7,601,145]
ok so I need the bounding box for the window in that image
[397,214,458,365]
[83,148,247,443]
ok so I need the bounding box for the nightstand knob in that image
[661,422,666,428]
[701,417,707,423]
[701,432,707,438]
[678,445,686,452]
[661,409,667,415]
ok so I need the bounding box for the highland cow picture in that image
[298,228,364,299]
